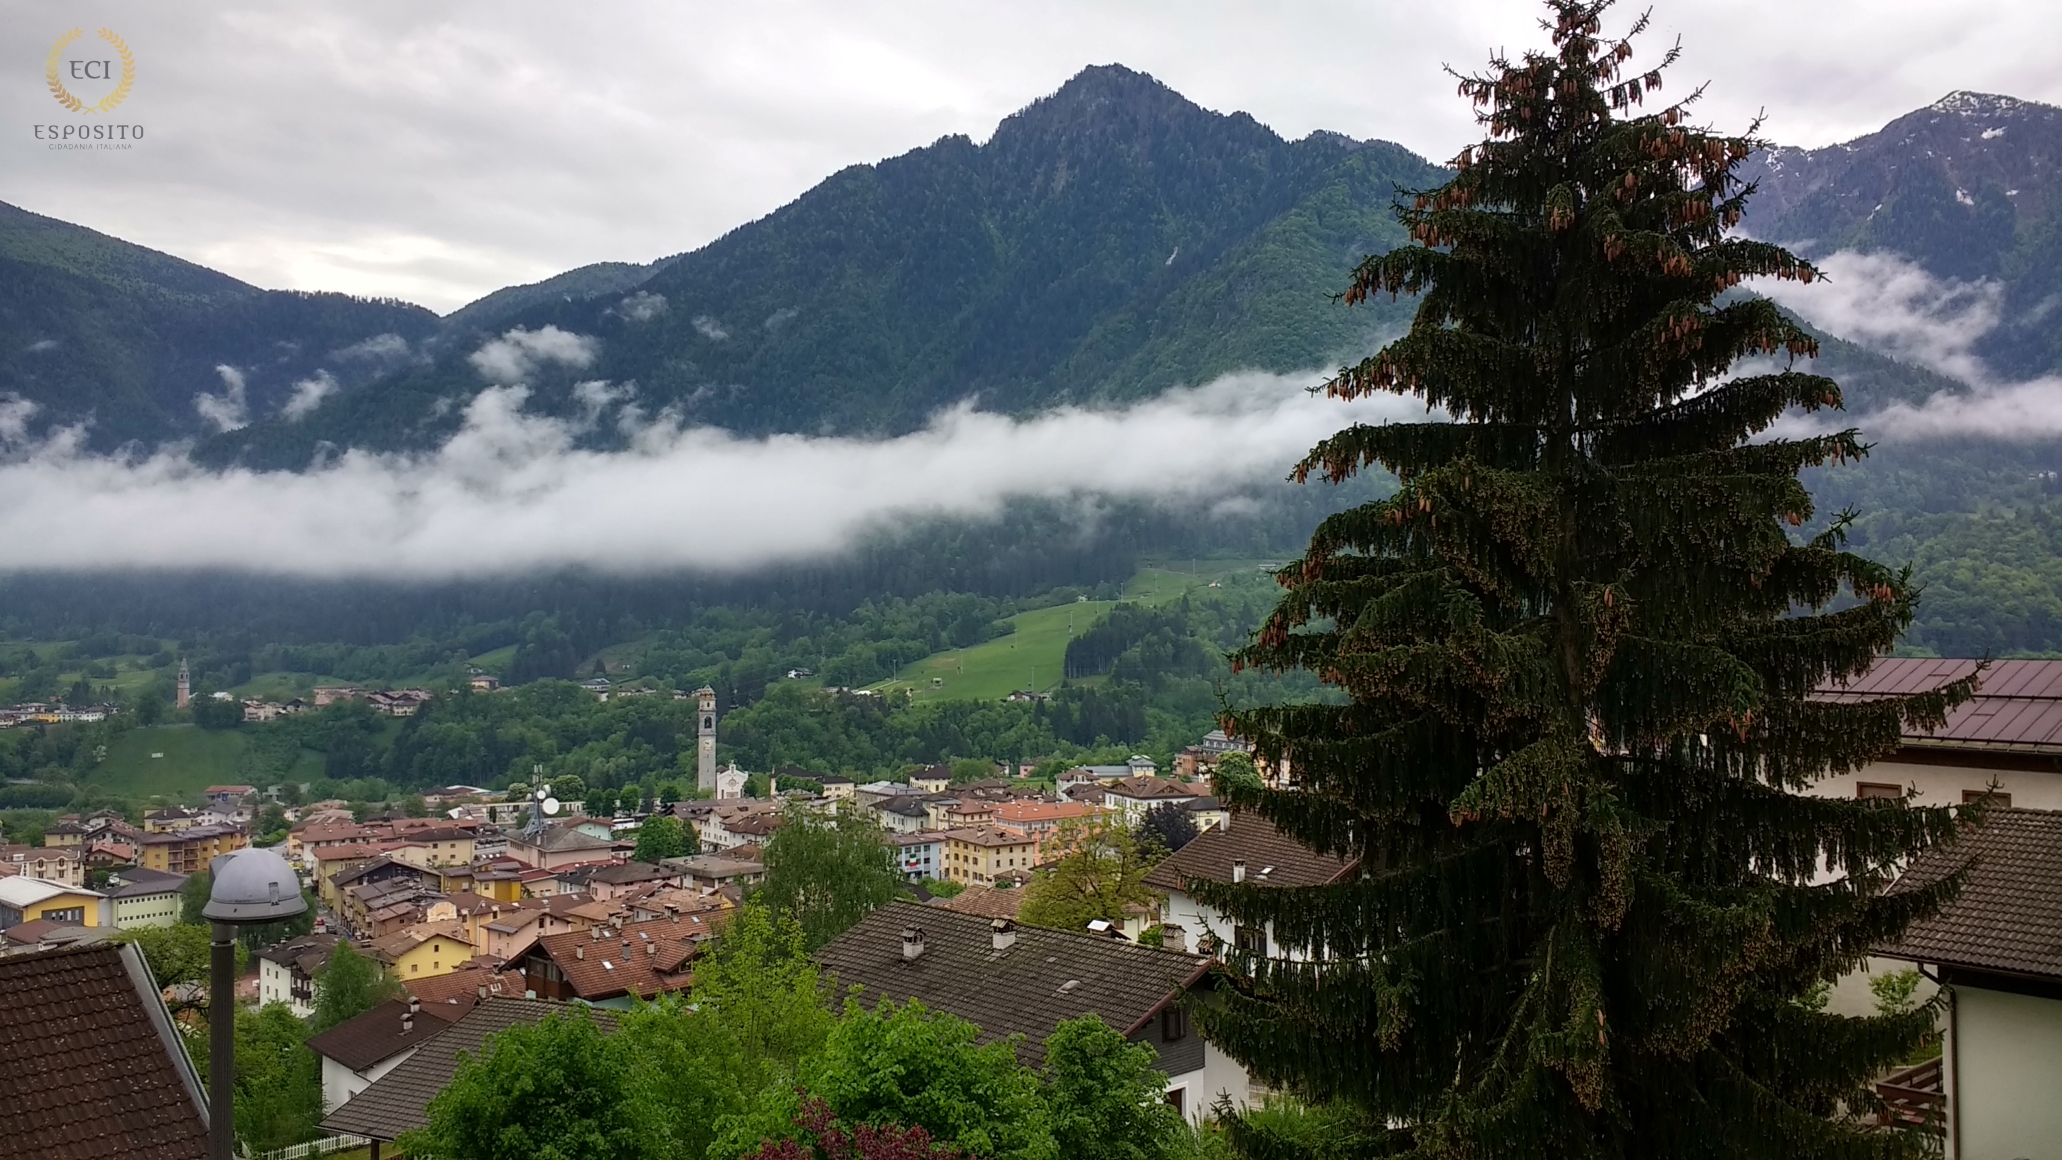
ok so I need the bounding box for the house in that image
[321,998,616,1147]
[203,784,257,808]
[583,860,681,901]
[930,884,1024,923]
[515,915,722,1006]
[106,867,188,929]
[257,932,341,1016]
[1,844,86,887]
[1103,777,1203,824]
[816,902,1249,1122]
[854,780,928,809]
[0,876,110,930]
[1183,796,1229,834]
[703,811,784,852]
[873,796,934,835]
[939,825,1039,887]
[908,765,953,793]
[0,942,211,1158]
[384,827,478,871]
[1871,807,2062,1158]
[404,963,526,1016]
[468,674,501,692]
[1142,811,1354,958]
[660,854,767,891]
[1174,729,1251,779]
[40,819,87,848]
[1058,765,1136,792]
[816,774,856,802]
[305,995,464,1114]
[142,807,198,833]
[136,824,248,876]
[507,820,620,871]
[369,921,476,980]
[990,799,1102,839]
[1812,658,2062,810]
[889,832,945,881]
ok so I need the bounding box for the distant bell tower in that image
[176,659,191,709]
[696,686,718,793]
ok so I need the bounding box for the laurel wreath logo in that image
[44,27,136,115]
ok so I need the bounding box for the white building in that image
[1874,807,2062,1159]
[304,996,457,1113]
[1142,811,1352,960]
[107,868,187,929]
[255,932,340,1016]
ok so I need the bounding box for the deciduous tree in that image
[633,814,698,862]
[1018,816,1161,934]
[312,941,403,1031]
[758,809,900,950]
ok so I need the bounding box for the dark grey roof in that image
[814,901,1211,1068]
[321,998,617,1141]
[0,942,210,1159]
[1143,812,1354,894]
[584,861,673,885]
[105,868,188,898]
[1882,808,2062,980]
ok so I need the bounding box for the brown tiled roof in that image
[256,932,341,974]
[524,915,724,1001]
[1105,776,1196,801]
[1143,812,1354,894]
[1882,808,2062,980]
[0,942,209,1159]
[404,965,526,1012]
[585,860,675,885]
[2,917,96,946]
[322,999,616,1141]
[1816,657,2062,753]
[932,885,1024,922]
[942,825,1034,849]
[304,998,459,1072]
[814,901,1212,1068]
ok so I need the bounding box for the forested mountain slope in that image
[0,200,439,447]
[199,65,1444,467]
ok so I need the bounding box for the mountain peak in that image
[1927,91,2035,117]
[989,64,1241,150]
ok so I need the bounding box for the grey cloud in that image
[1762,250,2062,441]
[331,333,412,361]
[0,369,1419,578]
[282,371,341,420]
[194,365,250,432]
[619,292,668,323]
[468,325,599,384]
[692,315,730,341]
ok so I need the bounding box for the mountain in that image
[0,200,441,447]
[196,66,1444,468]
[1739,91,2062,378]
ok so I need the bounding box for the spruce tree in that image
[1198,3,1974,1155]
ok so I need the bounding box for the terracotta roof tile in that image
[0,943,209,1159]
[304,998,458,1072]
[1883,807,2062,979]
[931,885,1025,921]
[523,915,725,1001]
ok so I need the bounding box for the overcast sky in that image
[5,0,2059,314]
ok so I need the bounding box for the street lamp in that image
[202,847,307,1160]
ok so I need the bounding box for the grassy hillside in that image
[81,724,318,800]
[869,561,1273,702]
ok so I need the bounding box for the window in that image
[1234,925,1267,956]
[1165,1087,1186,1118]
[1161,1006,1188,1041]
[43,907,84,924]
[1962,789,2012,807]
[1856,782,1903,801]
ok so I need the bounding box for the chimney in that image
[400,1010,414,1034]
[622,941,633,962]
[408,996,421,1017]
[576,944,585,960]
[991,919,1017,952]
[1232,860,1246,884]
[477,984,488,1000]
[648,942,657,957]
[902,927,926,962]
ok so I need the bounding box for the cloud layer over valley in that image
[1761,250,2062,442]
[0,369,1416,580]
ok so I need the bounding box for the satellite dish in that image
[542,797,561,816]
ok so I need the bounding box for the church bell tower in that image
[696,686,717,793]
[176,659,191,709]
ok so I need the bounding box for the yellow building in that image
[941,825,1039,886]
[369,922,474,980]
[0,876,109,927]
[386,830,477,871]
[136,825,248,876]
[472,866,524,903]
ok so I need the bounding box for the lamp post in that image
[201,847,307,1160]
